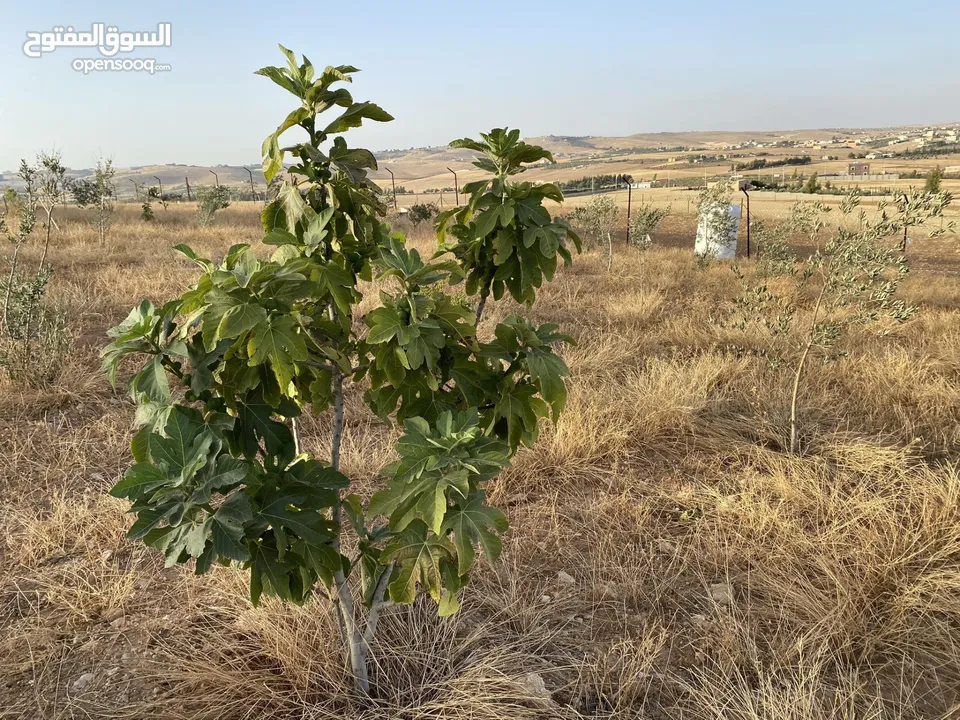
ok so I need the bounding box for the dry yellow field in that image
[366,128,960,202]
[2,202,960,719]
[561,186,960,231]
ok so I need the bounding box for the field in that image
[560,187,960,275]
[2,200,960,719]
[5,124,959,205]
[366,127,960,200]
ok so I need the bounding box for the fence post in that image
[625,181,632,245]
[742,187,751,259]
[385,167,397,210]
[245,167,257,203]
[153,176,165,209]
[447,167,459,206]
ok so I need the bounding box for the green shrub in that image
[408,202,437,225]
[0,267,71,387]
[71,159,116,245]
[196,185,231,226]
[628,203,671,249]
[569,194,619,247]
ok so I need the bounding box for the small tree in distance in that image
[407,202,437,226]
[894,186,953,252]
[102,46,578,696]
[924,165,942,193]
[71,158,116,245]
[2,188,18,217]
[569,194,618,270]
[196,185,230,227]
[628,203,671,249]
[148,185,168,212]
[1,169,37,333]
[27,151,71,271]
[695,180,738,264]
[0,164,68,387]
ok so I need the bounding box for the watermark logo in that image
[71,58,170,75]
[23,23,172,73]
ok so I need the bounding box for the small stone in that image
[601,582,620,600]
[120,652,135,664]
[657,539,678,555]
[105,667,120,677]
[521,671,551,699]
[110,616,125,629]
[573,616,584,624]
[72,673,95,692]
[100,549,114,562]
[689,613,709,626]
[709,582,734,605]
[540,594,552,604]
[557,571,575,586]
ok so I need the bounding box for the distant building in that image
[848,162,870,176]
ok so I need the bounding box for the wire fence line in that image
[30,162,953,225]
[372,166,956,208]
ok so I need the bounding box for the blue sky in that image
[1,0,958,170]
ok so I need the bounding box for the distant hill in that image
[0,164,264,200]
[2,122,957,200]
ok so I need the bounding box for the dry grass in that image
[2,204,960,719]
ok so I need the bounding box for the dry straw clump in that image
[2,204,960,719]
